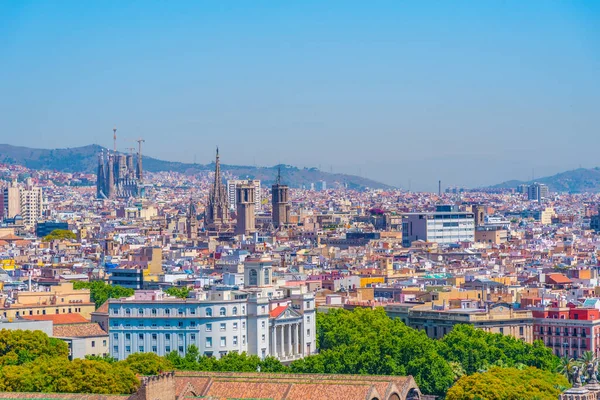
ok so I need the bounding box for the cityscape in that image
[1,2,599,400]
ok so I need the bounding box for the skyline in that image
[1,1,599,191]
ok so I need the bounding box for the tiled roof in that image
[269,305,287,318]
[94,300,109,314]
[53,322,108,338]
[547,273,572,284]
[22,313,89,325]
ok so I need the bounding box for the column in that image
[291,323,297,355]
[277,325,282,356]
[285,324,291,356]
[298,323,302,355]
[271,326,277,357]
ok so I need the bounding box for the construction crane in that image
[113,126,117,153]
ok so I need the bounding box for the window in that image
[125,333,131,340]
[264,271,269,285]
[242,306,246,314]
[261,321,266,329]
[261,306,266,313]
[306,301,310,309]
[233,322,238,331]
[220,337,226,347]
[165,309,170,315]
[152,309,157,316]
[499,327,504,334]
[179,333,184,341]
[233,336,238,345]
[152,346,157,352]
[242,335,246,345]
[191,321,196,328]
[249,269,258,286]
[232,307,238,315]
[113,333,118,340]
[152,334,157,340]
[139,333,144,340]
[138,322,144,328]
[113,345,118,353]
[206,308,212,317]
[91,341,96,347]
[220,307,226,316]
[190,308,196,315]
[178,346,184,353]
[206,323,212,332]
[307,316,311,323]
[166,346,171,353]
[242,321,245,329]
[125,345,131,353]
[139,308,144,316]
[178,308,184,316]
[261,334,265,342]
[166,334,171,340]
[112,308,118,315]
[139,346,144,352]
[520,327,524,336]
[125,308,131,315]
[178,321,184,328]
[220,323,226,331]
[307,329,311,337]
[103,340,107,346]
[206,337,212,348]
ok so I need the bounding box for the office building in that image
[2,180,22,220]
[401,205,475,247]
[527,183,549,202]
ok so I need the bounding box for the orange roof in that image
[0,240,8,246]
[53,322,107,338]
[269,305,287,318]
[547,273,572,284]
[0,234,21,241]
[22,313,89,325]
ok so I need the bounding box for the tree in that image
[42,229,76,242]
[0,329,68,366]
[73,281,134,308]
[120,352,173,375]
[446,366,569,400]
[164,286,191,299]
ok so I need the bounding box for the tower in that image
[205,148,230,231]
[107,153,115,198]
[186,197,198,240]
[271,167,289,229]
[235,183,256,235]
[473,204,486,227]
[97,151,106,198]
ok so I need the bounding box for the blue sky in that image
[1,1,598,191]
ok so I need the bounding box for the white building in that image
[2,179,43,228]
[401,205,475,247]
[108,257,316,362]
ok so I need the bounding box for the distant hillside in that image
[490,168,600,193]
[0,144,392,190]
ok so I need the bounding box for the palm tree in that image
[580,350,595,365]
[558,355,577,383]
[579,351,597,383]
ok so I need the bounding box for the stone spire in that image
[205,147,230,231]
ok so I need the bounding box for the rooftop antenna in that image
[113,126,117,153]
[438,180,442,196]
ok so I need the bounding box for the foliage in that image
[446,366,570,400]
[119,352,173,375]
[0,329,68,366]
[166,346,287,373]
[437,324,559,375]
[290,307,454,397]
[42,229,76,242]
[164,286,191,299]
[85,354,117,363]
[73,280,134,308]
[0,356,139,394]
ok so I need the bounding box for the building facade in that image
[235,183,256,235]
[271,168,290,229]
[401,205,475,247]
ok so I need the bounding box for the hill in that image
[490,168,600,193]
[0,144,392,190]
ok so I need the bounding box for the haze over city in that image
[1,1,599,191]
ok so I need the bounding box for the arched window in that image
[138,308,144,316]
[264,270,270,285]
[220,307,226,316]
[152,309,157,316]
[232,306,238,315]
[125,308,131,315]
[249,269,258,286]
[206,308,212,317]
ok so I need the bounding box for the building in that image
[228,179,261,212]
[2,179,44,229]
[386,303,534,343]
[96,148,144,199]
[54,322,110,360]
[110,268,144,290]
[235,183,256,235]
[186,198,198,239]
[205,148,231,232]
[271,168,290,229]
[401,205,475,247]
[36,221,69,238]
[527,183,549,202]
[475,226,508,244]
[108,257,316,362]
[0,282,95,320]
[2,181,21,220]
[533,306,600,359]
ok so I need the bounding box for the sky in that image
[0,1,599,191]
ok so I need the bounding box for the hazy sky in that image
[1,1,598,191]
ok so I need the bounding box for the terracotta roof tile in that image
[53,322,107,338]
[22,313,89,325]
[269,305,287,318]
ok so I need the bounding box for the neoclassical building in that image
[108,257,316,362]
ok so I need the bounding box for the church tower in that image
[186,197,198,239]
[235,183,256,235]
[271,167,289,229]
[205,148,230,231]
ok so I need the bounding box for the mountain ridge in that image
[0,144,392,190]
[489,167,600,193]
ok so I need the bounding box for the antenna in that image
[113,126,117,153]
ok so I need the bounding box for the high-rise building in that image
[2,179,43,229]
[227,179,244,211]
[527,183,549,202]
[186,198,198,240]
[271,168,289,229]
[205,148,230,232]
[235,183,256,235]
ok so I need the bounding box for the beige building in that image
[235,183,256,235]
[475,227,508,244]
[0,282,95,320]
[54,322,110,360]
